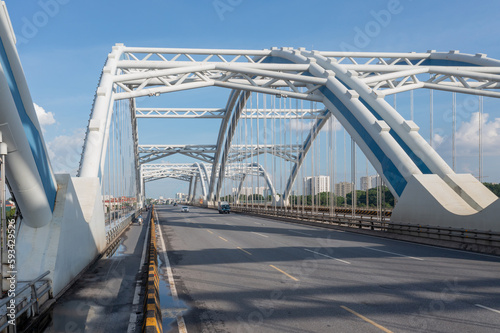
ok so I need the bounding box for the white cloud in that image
[434,112,500,157]
[33,103,56,129]
[288,117,343,133]
[47,129,85,175]
[433,133,445,148]
[455,112,500,157]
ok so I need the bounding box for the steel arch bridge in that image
[79,45,500,223]
[1,7,499,294]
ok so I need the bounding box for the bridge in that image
[0,3,499,332]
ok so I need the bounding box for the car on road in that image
[181,206,189,212]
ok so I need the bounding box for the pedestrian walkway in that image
[42,219,149,333]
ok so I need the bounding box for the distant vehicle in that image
[137,215,143,225]
[218,201,230,214]
[173,202,177,206]
[181,206,189,212]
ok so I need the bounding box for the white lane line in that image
[289,230,312,236]
[208,217,216,221]
[232,217,241,220]
[225,222,236,228]
[156,215,188,333]
[304,249,351,264]
[364,247,424,261]
[251,232,269,238]
[475,304,500,314]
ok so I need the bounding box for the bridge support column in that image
[391,174,499,232]
[17,174,107,296]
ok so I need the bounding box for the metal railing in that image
[0,271,52,332]
[231,206,500,250]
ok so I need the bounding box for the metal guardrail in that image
[105,212,137,245]
[232,206,500,250]
[0,271,52,332]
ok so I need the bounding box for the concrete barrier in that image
[142,206,162,333]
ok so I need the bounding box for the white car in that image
[181,206,189,212]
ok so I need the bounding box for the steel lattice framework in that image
[79,46,500,224]
[141,162,276,203]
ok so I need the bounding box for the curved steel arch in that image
[80,46,500,229]
[233,163,277,203]
[194,162,209,200]
[141,162,277,203]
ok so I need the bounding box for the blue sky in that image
[5,0,500,198]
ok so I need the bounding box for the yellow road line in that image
[269,265,299,281]
[206,229,214,234]
[219,236,228,242]
[340,305,393,333]
[237,247,252,255]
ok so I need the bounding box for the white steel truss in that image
[141,162,276,203]
[138,144,303,164]
[135,108,326,119]
[227,144,303,163]
[79,45,500,213]
[138,144,217,164]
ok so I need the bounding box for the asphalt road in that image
[156,205,500,333]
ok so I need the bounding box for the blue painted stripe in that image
[0,38,57,211]
[356,98,433,175]
[398,59,480,67]
[334,77,433,175]
[320,86,407,196]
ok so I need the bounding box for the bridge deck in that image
[157,205,500,333]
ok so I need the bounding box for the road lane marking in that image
[251,232,269,238]
[206,229,214,234]
[475,304,500,314]
[232,217,241,220]
[237,247,252,255]
[289,230,312,236]
[155,214,188,333]
[304,249,350,264]
[208,217,216,221]
[364,247,423,261]
[269,265,299,281]
[225,222,236,227]
[219,236,228,242]
[340,306,393,333]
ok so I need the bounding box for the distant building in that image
[360,175,380,191]
[335,182,353,197]
[233,187,267,197]
[176,193,187,201]
[304,176,330,195]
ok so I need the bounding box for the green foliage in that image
[6,208,16,220]
[289,187,394,208]
[348,187,394,208]
[483,183,500,197]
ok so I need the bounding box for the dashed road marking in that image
[340,305,393,333]
[364,247,423,261]
[475,304,500,314]
[304,249,350,264]
[237,247,252,255]
[269,265,299,281]
[251,232,269,238]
